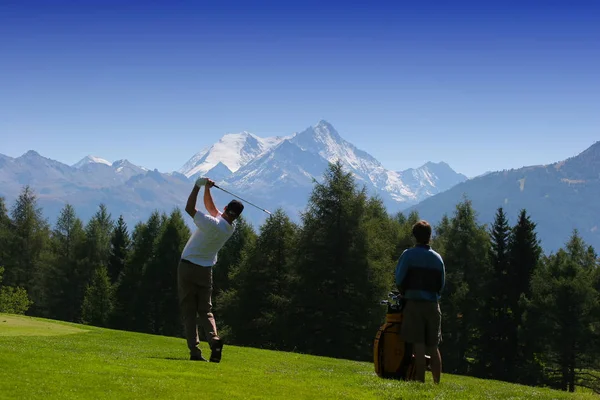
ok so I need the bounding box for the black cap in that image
[225,199,244,218]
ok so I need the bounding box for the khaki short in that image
[400,300,442,347]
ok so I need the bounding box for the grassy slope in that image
[0,314,595,400]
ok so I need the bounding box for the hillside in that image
[408,141,600,253]
[0,313,595,399]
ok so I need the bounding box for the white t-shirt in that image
[181,211,235,267]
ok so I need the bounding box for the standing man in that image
[179,177,244,362]
[395,220,445,383]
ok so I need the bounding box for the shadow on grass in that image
[148,356,189,361]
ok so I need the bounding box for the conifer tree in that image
[108,215,130,285]
[217,209,298,349]
[395,211,407,226]
[83,204,114,268]
[525,231,600,392]
[81,266,113,327]
[364,197,399,297]
[407,210,420,226]
[431,214,451,255]
[288,161,391,360]
[212,215,256,305]
[0,198,11,268]
[392,210,419,260]
[139,209,190,336]
[506,209,542,381]
[437,197,490,374]
[72,204,114,321]
[477,207,511,379]
[6,186,50,314]
[45,204,87,321]
[111,211,163,331]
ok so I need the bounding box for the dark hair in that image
[225,200,244,219]
[412,220,432,244]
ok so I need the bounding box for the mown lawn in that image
[0,313,594,399]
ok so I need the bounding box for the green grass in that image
[0,313,595,399]
[0,314,88,336]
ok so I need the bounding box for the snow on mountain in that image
[283,120,462,205]
[112,159,147,174]
[179,131,288,178]
[72,155,111,168]
[290,121,383,174]
[0,120,468,237]
[398,162,469,199]
[225,138,330,190]
[204,162,234,182]
[212,121,468,222]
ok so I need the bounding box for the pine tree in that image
[525,231,600,392]
[217,209,298,349]
[212,215,257,305]
[407,210,420,226]
[108,215,130,285]
[364,196,399,296]
[111,211,163,331]
[506,209,542,382]
[431,214,451,255]
[288,161,392,360]
[0,197,11,268]
[81,266,113,327]
[395,211,407,226]
[72,204,114,322]
[139,209,190,336]
[477,207,511,379]
[45,204,87,321]
[392,210,419,260]
[6,186,50,315]
[437,197,491,374]
[83,204,114,268]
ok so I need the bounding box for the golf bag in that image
[373,292,416,380]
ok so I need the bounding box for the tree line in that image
[0,161,598,394]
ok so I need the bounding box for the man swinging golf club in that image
[178,176,244,362]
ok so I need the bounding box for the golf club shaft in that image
[213,184,272,215]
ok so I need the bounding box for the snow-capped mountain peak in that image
[290,120,383,177]
[73,155,111,168]
[112,159,148,173]
[179,131,288,179]
[176,120,467,226]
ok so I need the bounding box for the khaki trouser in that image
[177,259,219,354]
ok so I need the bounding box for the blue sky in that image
[1,0,599,177]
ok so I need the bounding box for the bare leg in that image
[428,346,442,383]
[413,343,426,382]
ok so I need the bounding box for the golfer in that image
[179,177,244,362]
[395,220,445,383]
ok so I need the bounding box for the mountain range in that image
[0,120,467,231]
[178,121,468,218]
[0,120,598,253]
[408,140,600,253]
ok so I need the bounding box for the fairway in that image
[0,313,594,399]
[0,314,88,336]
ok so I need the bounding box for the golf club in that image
[213,184,272,215]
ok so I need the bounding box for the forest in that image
[0,161,598,394]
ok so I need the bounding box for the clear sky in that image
[1,0,599,177]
